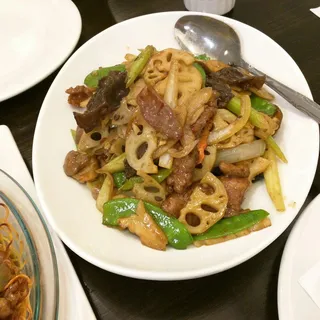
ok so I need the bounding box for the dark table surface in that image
[2,0,320,319]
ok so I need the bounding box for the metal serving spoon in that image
[174,15,320,122]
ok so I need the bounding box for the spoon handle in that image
[240,59,320,123]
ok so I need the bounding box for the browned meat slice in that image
[137,86,183,140]
[93,146,112,167]
[66,85,94,107]
[72,157,99,183]
[74,71,129,132]
[219,161,250,178]
[215,67,265,90]
[167,149,198,194]
[63,150,90,176]
[161,187,194,218]
[191,103,217,138]
[63,150,99,183]
[219,176,250,217]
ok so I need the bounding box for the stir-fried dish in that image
[64,46,287,250]
[0,204,32,319]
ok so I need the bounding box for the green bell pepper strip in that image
[152,168,172,182]
[250,94,277,116]
[84,64,126,88]
[195,54,210,61]
[103,198,193,249]
[193,209,269,241]
[112,172,127,189]
[126,45,155,88]
[193,62,206,87]
[119,168,172,191]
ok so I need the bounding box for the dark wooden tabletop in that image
[2,0,320,319]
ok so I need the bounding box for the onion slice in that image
[249,86,274,101]
[215,139,266,166]
[208,95,251,144]
[168,140,199,158]
[159,153,173,169]
[263,148,285,211]
[164,60,179,109]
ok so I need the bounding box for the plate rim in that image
[277,193,320,319]
[0,0,82,102]
[33,11,319,280]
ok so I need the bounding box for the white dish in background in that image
[0,0,81,102]
[184,0,236,15]
[33,12,319,280]
[278,194,320,320]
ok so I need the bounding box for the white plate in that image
[278,194,320,319]
[33,12,319,280]
[0,0,81,102]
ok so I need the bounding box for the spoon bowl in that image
[174,14,320,123]
[175,15,241,64]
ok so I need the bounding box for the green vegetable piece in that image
[103,198,193,249]
[193,62,206,87]
[97,153,126,174]
[120,176,143,191]
[70,129,76,142]
[84,64,126,88]
[227,97,269,129]
[227,96,241,115]
[146,202,193,250]
[194,210,269,241]
[120,168,172,191]
[266,136,288,163]
[195,54,210,61]
[228,97,286,162]
[152,168,172,183]
[103,198,137,225]
[126,45,155,88]
[112,172,127,189]
[250,95,277,116]
[70,129,79,150]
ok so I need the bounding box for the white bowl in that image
[33,12,318,280]
[184,0,236,15]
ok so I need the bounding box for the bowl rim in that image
[0,169,59,319]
